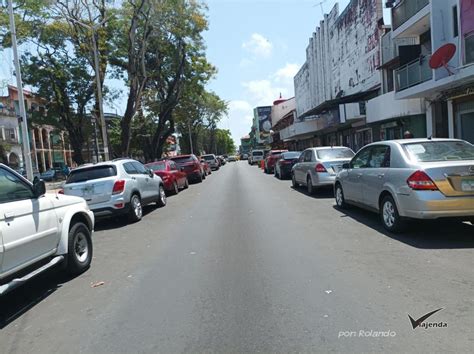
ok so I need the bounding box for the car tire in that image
[307,176,315,195]
[171,181,179,195]
[202,172,206,180]
[335,183,348,209]
[292,173,299,188]
[65,222,93,275]
[380,195,406,233]
[129,193,143,222]
[184,178,189,189]
[156,185,167,207]
[197,174,203,183]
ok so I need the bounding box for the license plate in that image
[461,178,474,191]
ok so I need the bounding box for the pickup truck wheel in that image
[129,194,143,222]
[66,222,92,275]
[156,185,167,207]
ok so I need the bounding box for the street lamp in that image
[6,0,34,181]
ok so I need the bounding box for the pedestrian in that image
[403,130,414,139]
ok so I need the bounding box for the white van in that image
[250,150,264,165]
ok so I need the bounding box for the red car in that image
[200,159,212,176]
[264,150,288,174]
[169,154,205,183]
[146,160,189,195]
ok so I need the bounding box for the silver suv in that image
[62,159,166,222]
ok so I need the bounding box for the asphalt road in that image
[1,162,473,354]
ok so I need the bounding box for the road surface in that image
[1,162,473,353]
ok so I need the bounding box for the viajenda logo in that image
[407,308,448,330]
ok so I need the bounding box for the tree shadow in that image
[93,205,156,231]
[333,205,474,249]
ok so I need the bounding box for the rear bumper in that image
[311,172,337,186]
[185,171,202,181]
[92,203,131,218]
[396,191,474,219]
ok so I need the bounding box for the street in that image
[1,161,473,354]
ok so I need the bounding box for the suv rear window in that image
[171,156,194,164]
[403,141,474,162]
[202,155,215,160]
[316,148,354,160]
[66,165,117,183]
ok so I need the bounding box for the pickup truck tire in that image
[156,185,167,208]
[129,194,143,222]
[66,222,92,275]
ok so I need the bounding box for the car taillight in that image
[280,160,291,164]
[315,163,327,173]
[112,180,126,194]
[407,171,438,190]
[58,189,64,194]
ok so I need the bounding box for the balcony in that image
[395,55,432,91]
[392,0,430,31]
[381,33,418,66]
[366,91,425,124]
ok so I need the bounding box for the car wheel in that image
[197,173,203,183]
[307,176,315,195]
[335,183,348,209]
[380,195,406,233]
[66,222,93,275]
[292,173,299,188]
[184,178,189,189]
[129,194,143,222]
[156,185,167,207]
[172,181,179,195]
[202,172,206,180]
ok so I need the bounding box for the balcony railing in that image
[392,0,430,30]
[396,55,432,91]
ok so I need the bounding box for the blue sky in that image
[1,0,390,147]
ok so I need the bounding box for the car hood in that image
[44,193,88,209]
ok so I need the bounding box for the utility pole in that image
[187,119,194,155]
[7,0,34,181]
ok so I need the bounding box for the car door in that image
[343,147,371,202]
[293,151,306,182]
[170,161,185,187]
[123,162,145,198]
[362,145,391,209]
[0,167,59,275]
[302,150,314,183]
[132,161,157,201]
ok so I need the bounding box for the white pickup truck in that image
[0,164,94,295]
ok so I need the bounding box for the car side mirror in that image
[33,179,46,198]
[200,159,205,163]
[147,169,154,178]
[342,163,350,169]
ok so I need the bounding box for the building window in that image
[465,33,474,65]
[453,6,458,38]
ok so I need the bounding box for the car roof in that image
[310,146,350,150]
[71,159,135,172]
[170,154,192,158]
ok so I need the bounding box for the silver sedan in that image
[291,146,355,194]
[334,138,474,232]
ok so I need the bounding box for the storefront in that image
[454,97,474,144]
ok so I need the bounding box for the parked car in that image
[334,138,474,232]
[0,164,94,295]
[170,154,205,183]
[264,150,288,174]
[218,155,226,166]
[62,158,166,222]
[40,168,67,182]
[241,153,249,160]
[274,151,302,179]
[145,160,189,195]
[200,159,212,176]
[249,149,264,165]
[227,155,237,162]
[201,154,220,170]
[292,146,355,194]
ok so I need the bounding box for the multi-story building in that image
[289,0,384,151]
[387,0,474,143]
[0,85,75,172]
[270,96,295,149]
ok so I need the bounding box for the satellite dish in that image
[429,43,456,75]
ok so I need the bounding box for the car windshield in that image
[202,155,214,160]
[316,148,354,160]
[66,165,117,183]
[146,163,166,171]
[171,156,194,164]
[282,152,301,159]
[403,141,474,162]
[252,151,263,156]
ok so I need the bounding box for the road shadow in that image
[290,185,334,199]
[0,269,80,329]
[333,205,474,249]
[93,205,156,232]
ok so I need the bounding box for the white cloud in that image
[273,63,300,83]
[242,33,273,59]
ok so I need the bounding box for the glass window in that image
[169,161,177,171]
[171,156,194,164]
[403,141,474,162]
[281,152,301,159]
[368,146,391,168]
[465,33,474,64]
[0,168,34,203]
[453,6,459,38]
[304,150,313,162]
[66,165,117,183]
[147,162,166,172]
[123,162,138,175]
[132,162,148,174]
[351,148,371,169]
[316,148,355,160]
